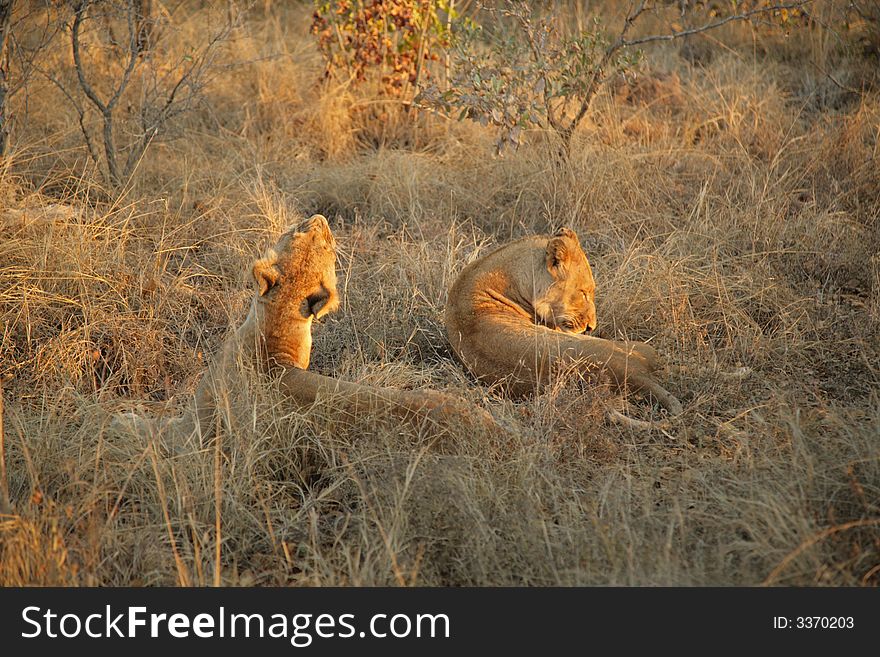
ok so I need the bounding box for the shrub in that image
[418,0,809,156]
[310,0,455,97]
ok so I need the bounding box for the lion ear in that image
[306,214,335,247]
[252,250,281,296]
[554,226,578,241]
[546,227,580,273]
[546,234,569,272]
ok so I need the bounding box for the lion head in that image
[531,227,597,334]
[248,214,340,369]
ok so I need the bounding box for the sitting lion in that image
[444,227,682,417]
[185,213,341,437]
[119,214,500,444]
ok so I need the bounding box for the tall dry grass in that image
[0,1,878,586]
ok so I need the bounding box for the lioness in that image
[123,214,501,443]
[444,227,682,416]
[187,213,340,436]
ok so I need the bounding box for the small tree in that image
[0,0,61,156]
[42,0,237,189]
[418,0,811,156]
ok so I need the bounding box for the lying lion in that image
[444,227,682,421]
[118,215,500,445]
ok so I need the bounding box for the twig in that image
[808,59,862,96]
[409,0,433,109]
[39,67,103,167]
[563,0,648,147]
[620,2,812,48]
[0,0,14,154]
[510,5,564,133]
[72,0,127,184]
[65,0,235,187]
[444,0,454,85]
[514,0,810,154]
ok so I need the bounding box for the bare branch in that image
[0,0,14,153]
[409,0,432,105]
[560,0,808,153]
[38,66,103,168]
[105,0,141,112]
[603,0,649,60]
[620,2,811,48]
[559,0,648,149]
[71,0,107,114]
[100,99,120,184]
[510,7,561,132]
[8,9,63,100]
[123,6,236,178]
[61,0,237,187]
[71,0,144,184]
[121,14,234,180]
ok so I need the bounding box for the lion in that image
[444,227,682,420]
[117,214,500,444]
[186,213,341,437]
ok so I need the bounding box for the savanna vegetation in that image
[0,0,878,586]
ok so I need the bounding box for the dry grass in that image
[1,2,878,586]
